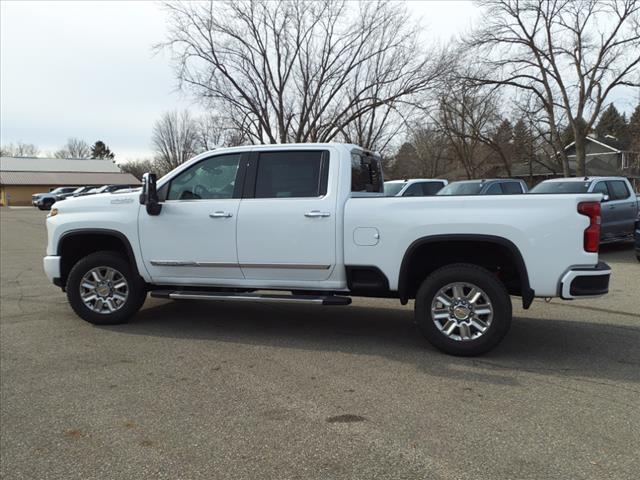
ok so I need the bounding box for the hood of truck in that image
[53,189,141,212]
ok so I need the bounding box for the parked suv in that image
[32,187,78,210]
[437,179,528,196]
[530,177,638,244]
[384,179,448,197]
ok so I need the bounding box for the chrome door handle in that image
[209,211,233,218]
[304,210,331,218]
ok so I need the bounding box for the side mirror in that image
[602,194,610,203]
[139,172,162,215]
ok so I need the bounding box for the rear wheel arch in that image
[398,234,534,308]
[57,229,140,286]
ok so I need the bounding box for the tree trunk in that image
[574,135,587,177]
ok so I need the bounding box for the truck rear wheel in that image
[414,263,512,356]
[66,251,146,325]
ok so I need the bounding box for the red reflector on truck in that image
[577,201,601,253]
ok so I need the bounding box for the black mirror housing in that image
[140,172,162,215]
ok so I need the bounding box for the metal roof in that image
[0,171,140,186]
[0,156,122,173]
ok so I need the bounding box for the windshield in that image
[437,182,483,196]
[384,182,406,196]
[530,181,591,194]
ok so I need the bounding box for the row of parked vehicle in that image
[385,176,639,245]
[32,184,137,210]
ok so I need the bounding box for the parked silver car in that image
[530,177,638,244]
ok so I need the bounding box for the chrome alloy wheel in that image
[79,266,129,314]
[430,282,493,341]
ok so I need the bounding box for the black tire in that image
[66,251,146,325]
[415,263,512,356]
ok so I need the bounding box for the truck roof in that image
[385,178,446,183]
[197,143,367,158]
[542,176,628,183]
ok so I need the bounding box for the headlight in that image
[48,208,59,217]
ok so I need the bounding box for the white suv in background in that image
[384,178,448,197]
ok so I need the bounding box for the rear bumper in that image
[559,262,611,299]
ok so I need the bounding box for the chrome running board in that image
[150,290,351,306]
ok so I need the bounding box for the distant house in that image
[0,157,140,206]
[510,136,640,189]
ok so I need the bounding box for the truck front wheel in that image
[66,251,146,325]
[414,263,512,356]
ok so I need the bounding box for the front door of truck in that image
[138,153,246,283]
[236,149,336,282]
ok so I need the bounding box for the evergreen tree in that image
[595,104,630,148]
[388,142,420,180]
[513,119,534,164]
[560,118,589,147]
[628,103,640,153]
[90,140,115,160]
[492,119,514,150]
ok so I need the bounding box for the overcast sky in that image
[0,1,635,162]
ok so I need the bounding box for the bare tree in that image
[55,138,91,158]
[119,158,158,180]
[195,113,247,152]
[432,80,502,179]
[152,110,199,172]
[160,0,442,151]
[408,127,450,178]
[467,0,640,176]
[0,142,40,157]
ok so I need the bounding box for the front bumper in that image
[43,255,61,283]
[559,262,611,299]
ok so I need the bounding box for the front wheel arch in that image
[57,229,141,288]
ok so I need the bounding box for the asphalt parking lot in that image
[1,207,638,480]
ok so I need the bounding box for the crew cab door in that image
[236,149,335,282]
[138,152,246,283]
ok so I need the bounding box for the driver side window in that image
[167,154,241,201]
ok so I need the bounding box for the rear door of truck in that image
[236,148,336,282]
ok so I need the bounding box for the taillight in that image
[577,201,601,253]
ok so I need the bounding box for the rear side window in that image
[255,151,327,198]
[402,183,423,197]
[485,183,503,194]
[421,181,446,195]
[351,152,383,193]
[607,181,630,200]
[501,182,523,194]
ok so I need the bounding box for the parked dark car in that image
[55,186,95,200]
[530,177,638,244]
[93,184,138,194]
[32,187,78,210]
[437,179,528,196]
[74,184,136,197]
[635,218,640,262]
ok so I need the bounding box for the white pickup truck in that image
[44,143,611,356]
